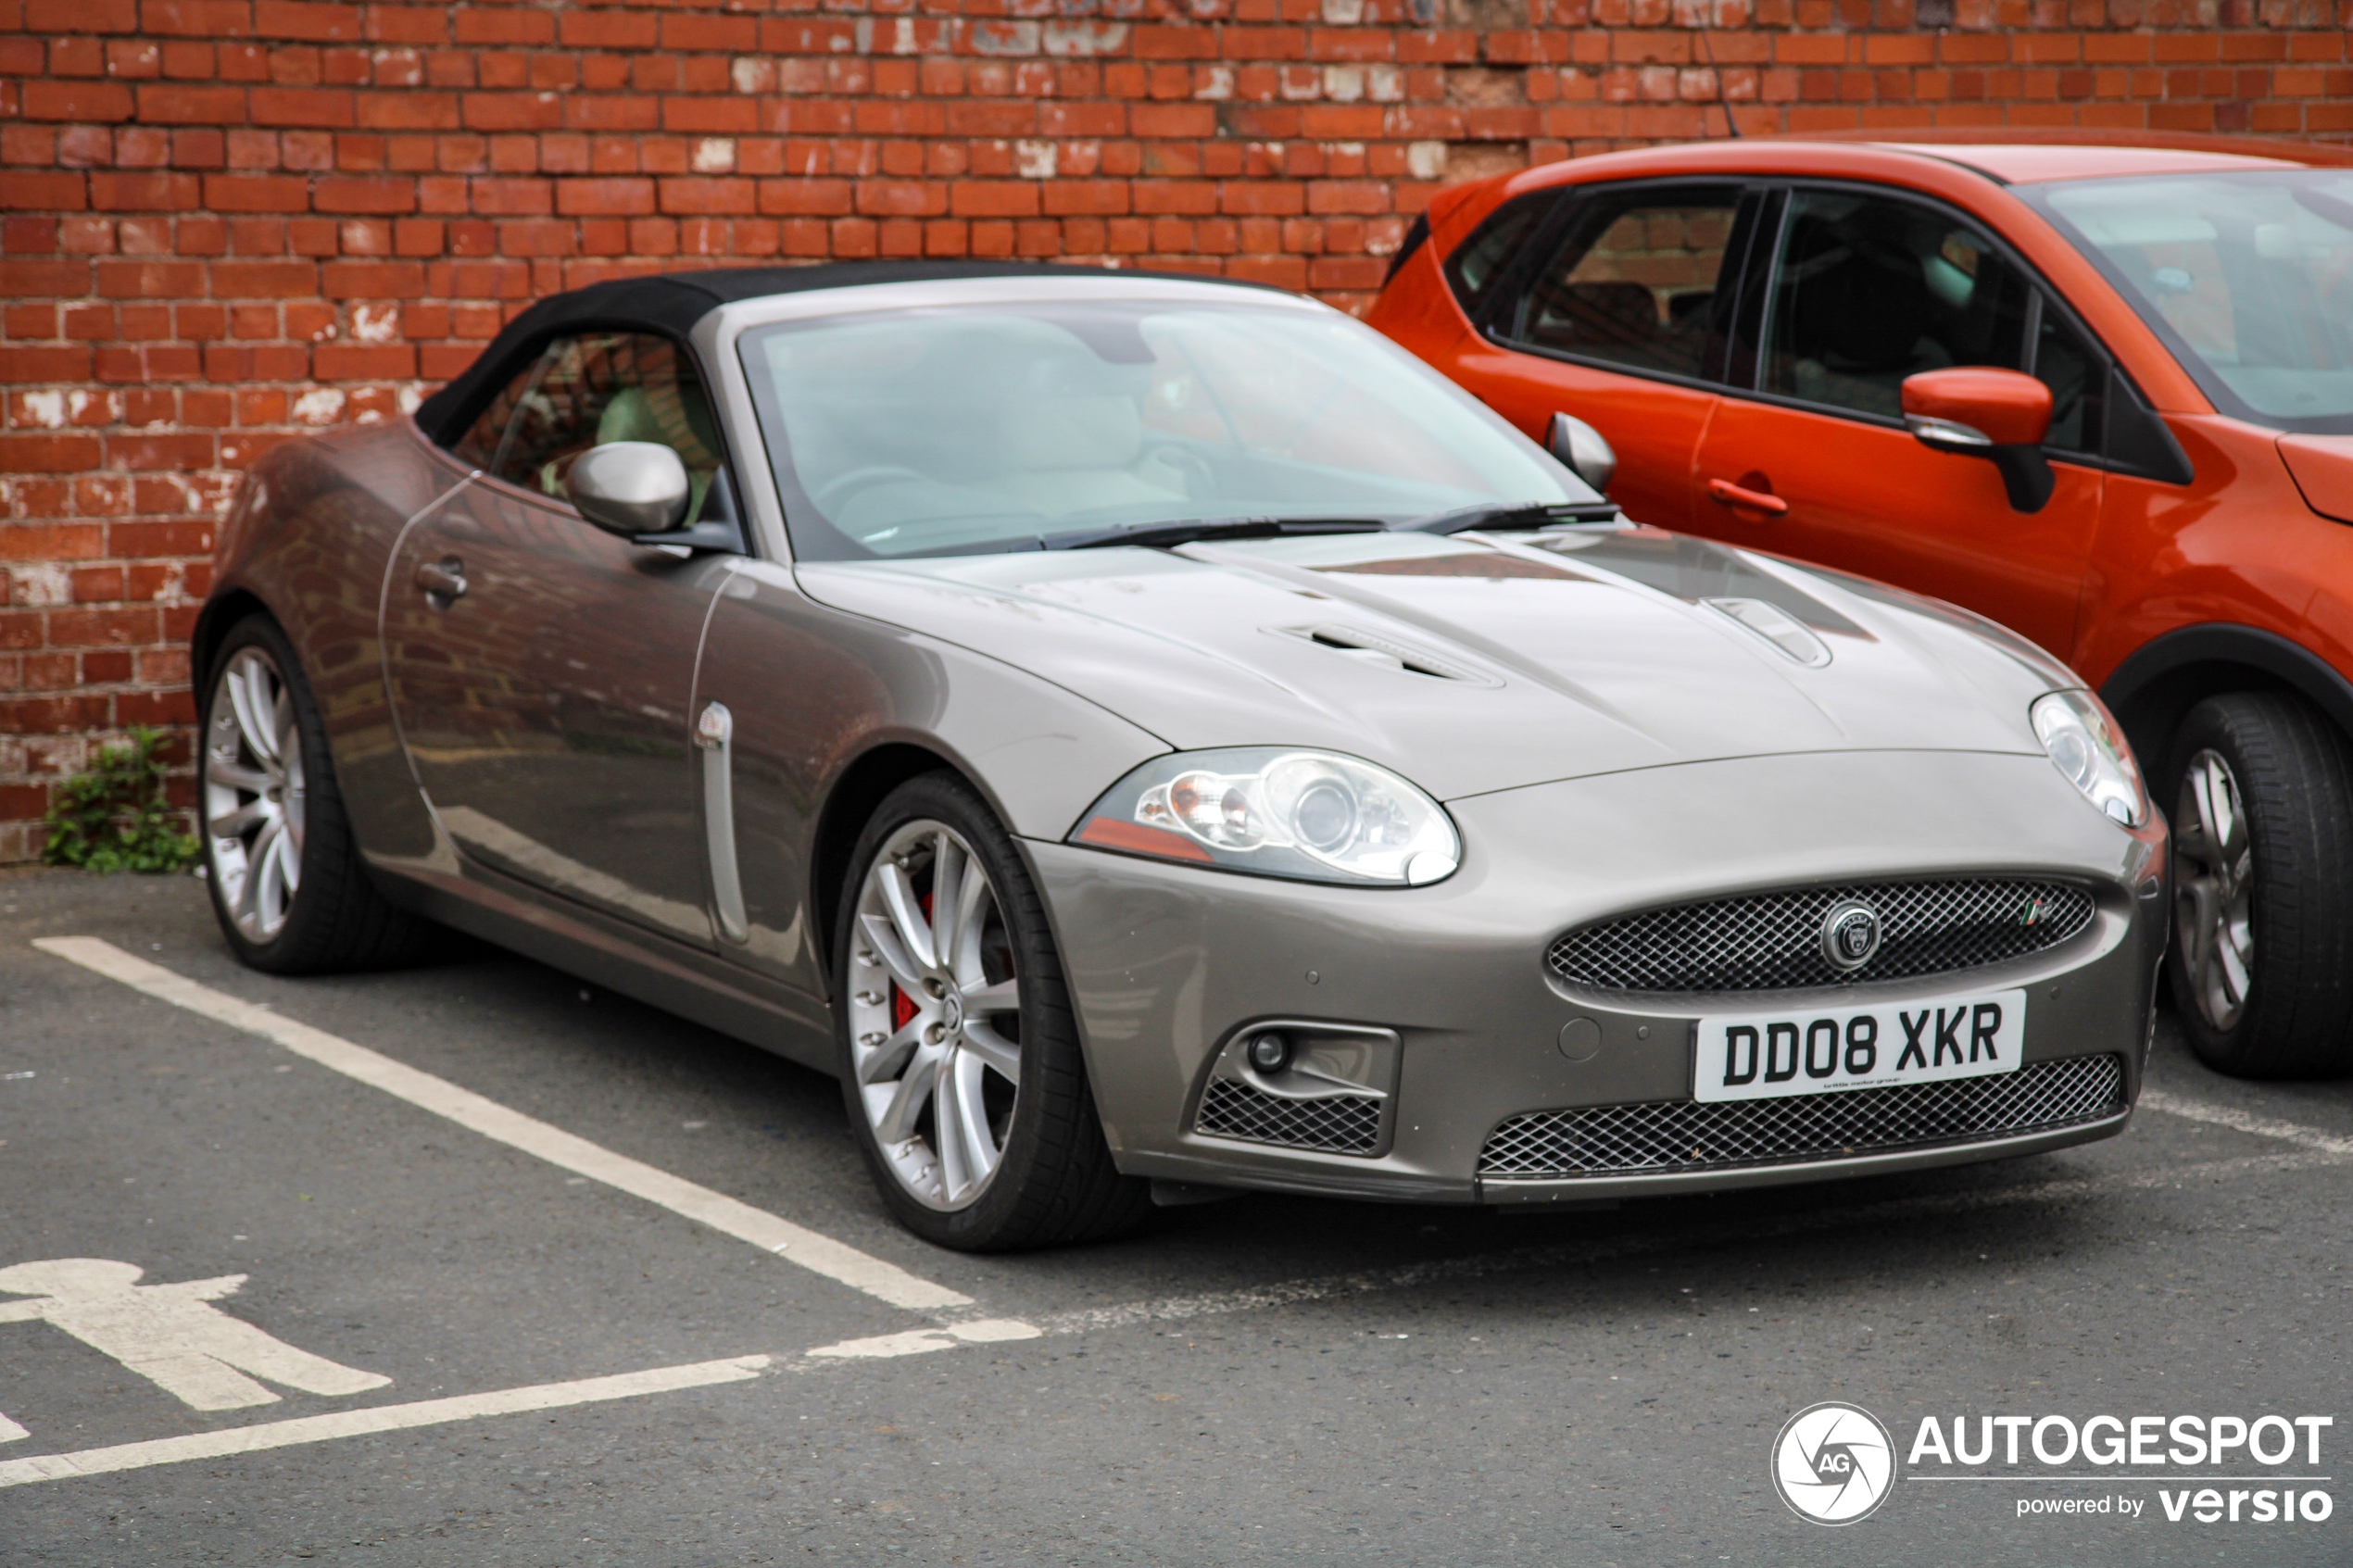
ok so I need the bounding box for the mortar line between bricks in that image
[31,935,1007,1324]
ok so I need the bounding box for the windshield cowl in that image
[1048,517,1389,550]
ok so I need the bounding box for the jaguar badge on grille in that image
[1820,900,1882,972]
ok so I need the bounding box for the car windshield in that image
[736,297,1594,559]
[2029,169,2353,433]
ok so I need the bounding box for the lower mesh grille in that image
[1478,1054,2124,1179]
[1196,1079,1382,1155]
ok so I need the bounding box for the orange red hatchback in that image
[1370,131,2353,1081]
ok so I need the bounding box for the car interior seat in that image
[1527,279,1661,357]
[1783,217,1949,416]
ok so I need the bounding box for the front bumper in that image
[1029,748,2167,1205]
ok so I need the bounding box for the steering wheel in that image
[812,465,929,514]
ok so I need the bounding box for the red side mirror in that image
[1900,368,2057,514]
[1901,367,2054,447]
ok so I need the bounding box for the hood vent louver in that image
[1705,597,1832,669]
[1273,624,1503,687]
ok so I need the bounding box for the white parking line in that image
[806,1317,1043,1360]
[2139,1088,2353,1157]
[7,1085,2341,1489]
[32,937,978,1317]
[0,1354,771,1488]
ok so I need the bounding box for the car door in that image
[1686,183,2108,660]
[382,330,739,947]
[1441,181,1764,532]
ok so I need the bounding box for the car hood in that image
[793,527,2076,802]
[2277,433,2353,524]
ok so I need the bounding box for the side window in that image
[2031,302,2106,457]
[1762,189,2033,420]
[1443,192,1555,320]
[490,333,728,524]
[1505,185,1742,380]
[448,361,537,470]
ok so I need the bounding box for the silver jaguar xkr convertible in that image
[197,262,2167,1248]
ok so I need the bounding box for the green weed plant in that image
[44,727,200,874]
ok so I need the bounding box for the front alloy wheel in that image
[847,819,1024,1210]
[205,645,306,943]
[2161,692,2353,1078]
[834,772,1149,1248]
[2171,747,2253,1034]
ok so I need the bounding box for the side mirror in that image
[568,442,691,537]
[1900,368,2057,514]
[1547,412,1617,494]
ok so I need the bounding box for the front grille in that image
[1478,1053,2124,1179]
[1548,879,2095,995]
[1196,1079,1382,1155]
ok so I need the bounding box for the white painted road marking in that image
[0,1354,771,1488]
[33,937,978,1317]
[2,1111,2343,1487]
[34,939,2351,1448]
[0,1259,390,1411]
[807,1317,1044,1360]
[0,1411,26,1443]
[2138,1088,2353,1157]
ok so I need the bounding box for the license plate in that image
[1692,989,2026,1104]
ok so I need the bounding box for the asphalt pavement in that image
[2,866,2347,1566]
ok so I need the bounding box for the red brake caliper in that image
[887,892,933,1030]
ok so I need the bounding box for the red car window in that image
[1507,185,1743,382]
[1760,189,2032,420]
[1441,190,1557,321]
[2031,307,2105,457]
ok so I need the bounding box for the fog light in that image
[1246,1032,1292,1073]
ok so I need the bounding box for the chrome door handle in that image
[415,557,467,608]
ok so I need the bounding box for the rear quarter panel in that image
[203,420,464,866]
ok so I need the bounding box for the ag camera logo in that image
[1773,1401,1896,1524]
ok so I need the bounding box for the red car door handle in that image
[1706,478,1789,517]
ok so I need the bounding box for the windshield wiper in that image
[1407,500,1623,534]
[1048,517,1389,550]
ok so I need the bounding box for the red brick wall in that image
[3,0,2348,860]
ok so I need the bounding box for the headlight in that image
[1070,748,1461,885]
[2031,689,2146,827]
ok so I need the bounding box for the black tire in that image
[2163,691,2353,1078]
[832,772,1150,1250]
[198,614,435,974]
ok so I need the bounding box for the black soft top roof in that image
[411,260,1277,446]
